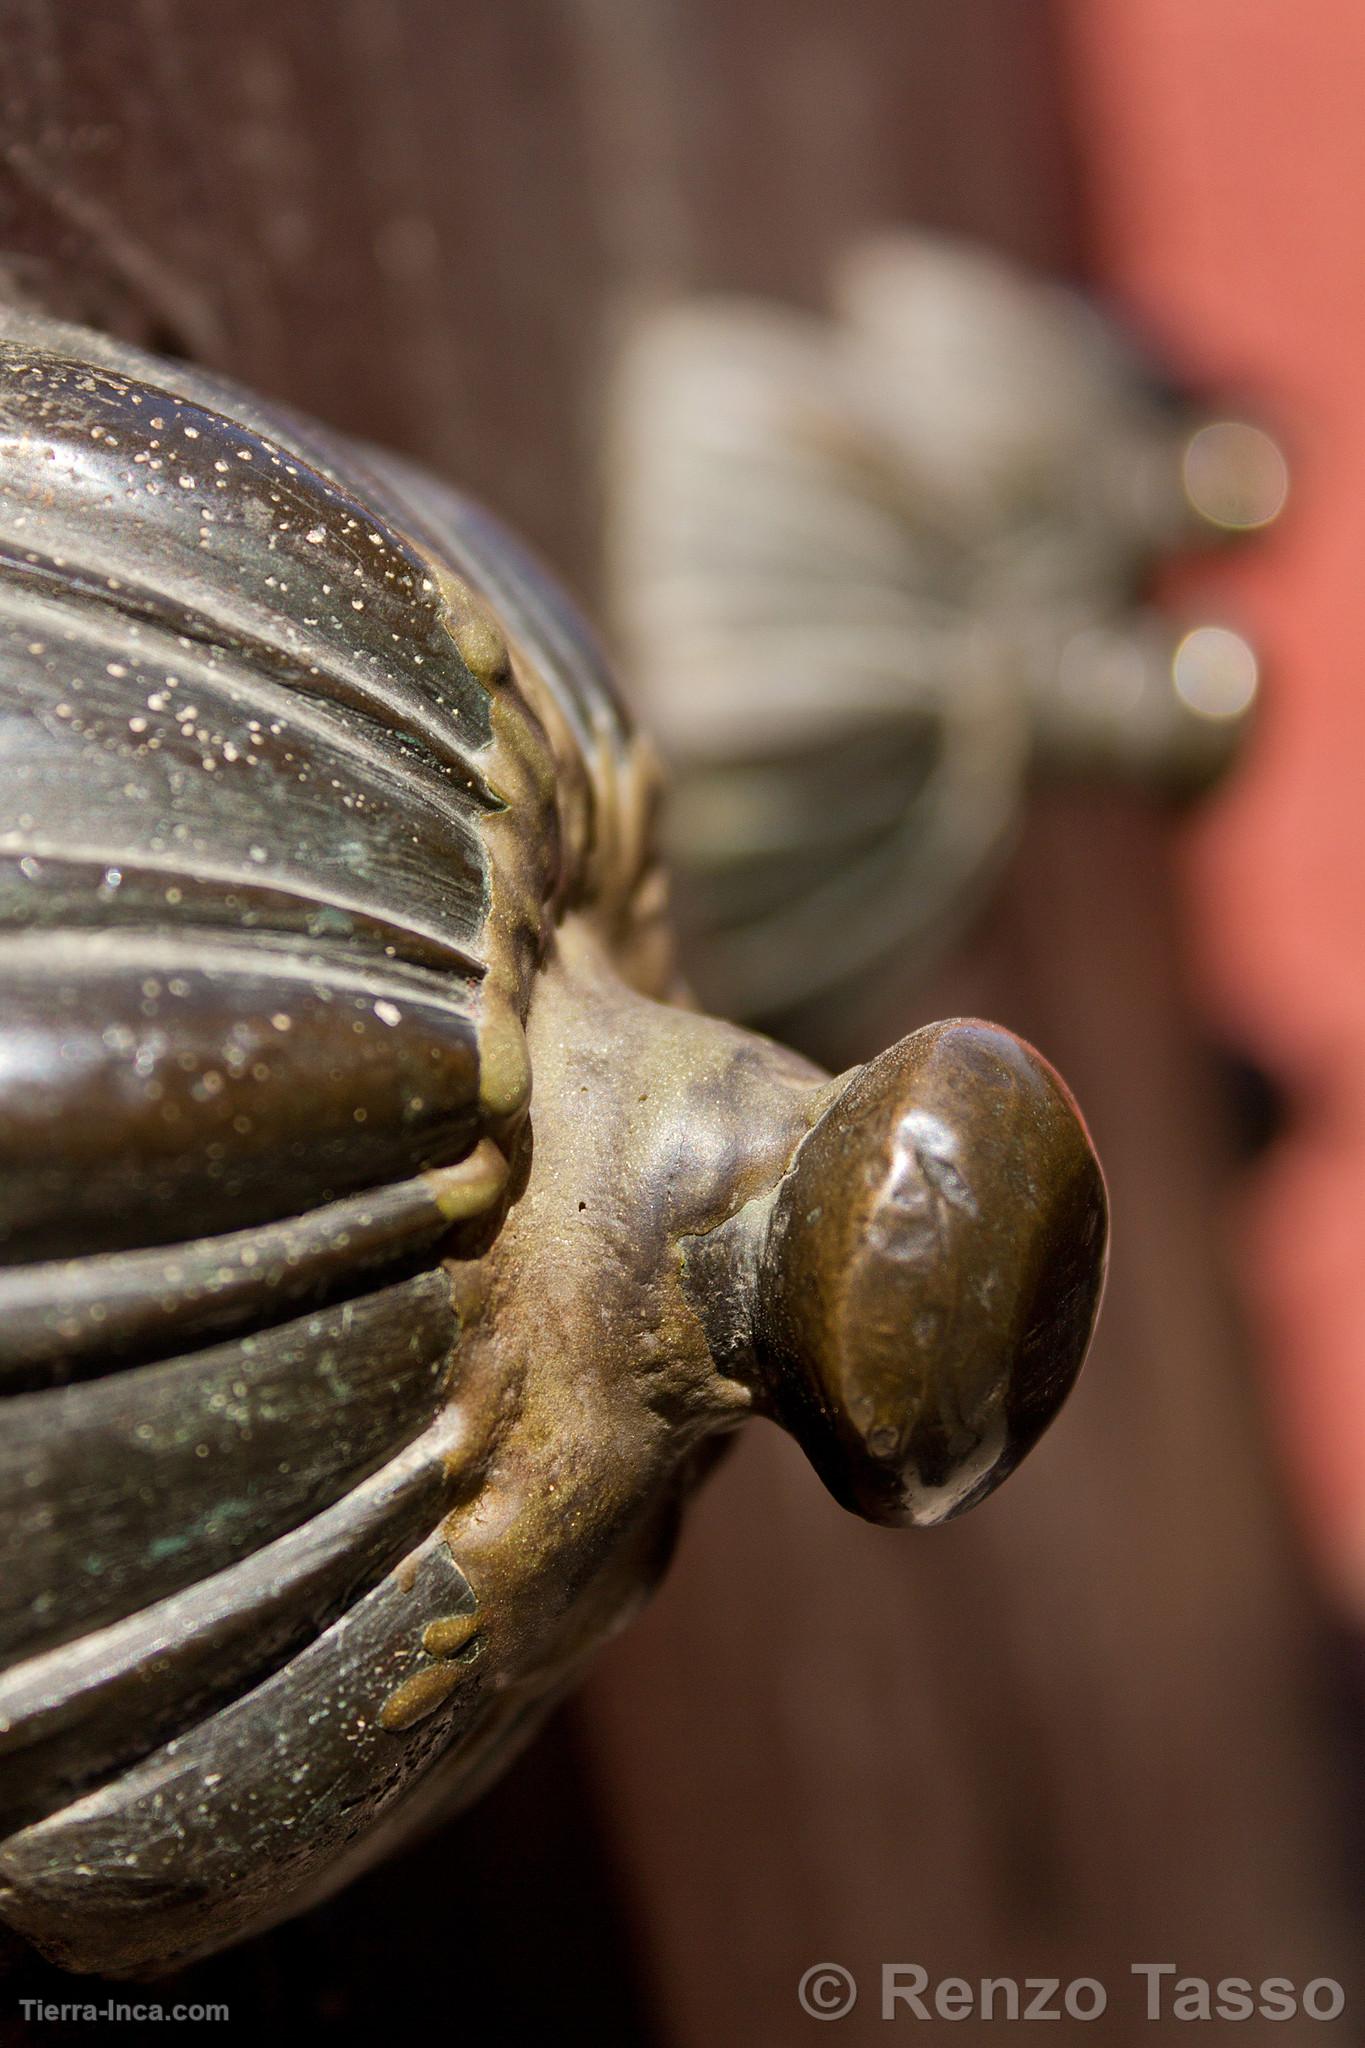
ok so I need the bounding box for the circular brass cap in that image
[755,1020,1106,1526]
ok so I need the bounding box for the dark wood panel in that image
[0,0,1081,594]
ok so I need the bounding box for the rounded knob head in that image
[754,1020,1106,1526]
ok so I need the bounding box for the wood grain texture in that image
[0,0,1081,595]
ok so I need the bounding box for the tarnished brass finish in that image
[742,1023,1104,1527]
[0,310,1105,1976]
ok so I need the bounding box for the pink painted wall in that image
[1059,0,1365,1611]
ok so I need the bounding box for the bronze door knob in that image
[0,310,1105,1974]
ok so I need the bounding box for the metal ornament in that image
[0,309,1105,1975]
[608,232,1288,1023]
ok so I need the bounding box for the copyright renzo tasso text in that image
[797,1962,1345,2023]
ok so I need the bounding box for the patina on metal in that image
[609,231,1288,1027]
[0,310,1105,1978]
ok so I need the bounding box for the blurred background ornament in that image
[609,232,1286,1037]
